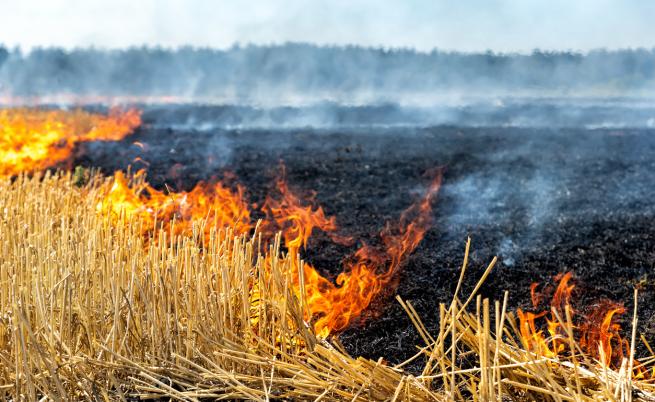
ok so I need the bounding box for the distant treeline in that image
[1,43,654,101]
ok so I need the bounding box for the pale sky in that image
[1,0,654,52]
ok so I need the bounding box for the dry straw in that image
[0,172,653,401]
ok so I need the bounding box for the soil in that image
[76,107,655,373]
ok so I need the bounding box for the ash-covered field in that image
[76,103,655,369]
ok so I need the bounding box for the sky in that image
[1,0,654,53]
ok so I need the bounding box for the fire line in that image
[1,106,642,376]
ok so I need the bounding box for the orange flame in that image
[0,108,141,177]
[97,170,252,241]
[99,164,441,337]
[1,108,443,338]
[265,166,442,336]
[263,166,353,250]
[518,272,632,369]
[5,106,647,367]
[579,301,627,365]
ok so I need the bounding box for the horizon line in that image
[3,41,655,57]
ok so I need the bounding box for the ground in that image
[76,106,655,371]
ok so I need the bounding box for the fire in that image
[1,107,443,338]
[96,170,252,241]
[0,108,141,176]
[265,166,442,336]
[263,166,353,250]
[97,165,441,337]
[579,300,627,365]
[518,272,631,368]
[6,106,647,374]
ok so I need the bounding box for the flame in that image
[98,165,441,337]
[1,107,443,338]
[0,108,141,177]
[265,166,442,336]
[579,301,627,365]
[518,272,632,369]
[97,170,252,241]
[3,107,650,371]
[263,167,352,250]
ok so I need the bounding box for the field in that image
[78,105,655,365]
[2,104,655,400]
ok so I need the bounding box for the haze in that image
[1,0,654,52]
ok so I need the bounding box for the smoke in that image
[130,99,655,130]
[436,117,655,269]
[2,44,655,109]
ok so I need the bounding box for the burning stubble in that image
[97,161,443,337]
[0,107,443,337]
[0,107,644,346]
[1,106,655,400]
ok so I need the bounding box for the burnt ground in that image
[76,106,655,371]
